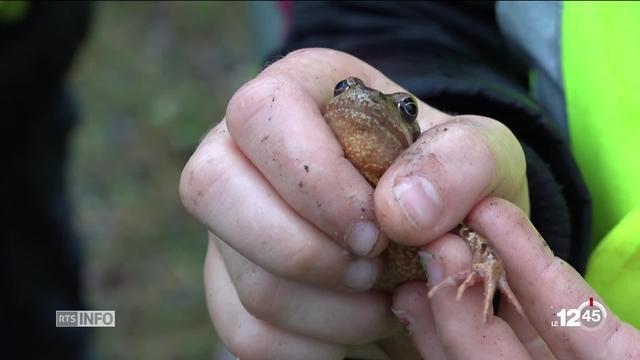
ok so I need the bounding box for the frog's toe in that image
[426,270,472,298]
[497,271,524,319]
[427,253,524,323]
[474,249,524,323]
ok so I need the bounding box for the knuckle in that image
[456,114,512,137]
[286,47,329,59]
[226,74,290,139]
[283,47,344,64]
[226,78,264,133]
[454,121,495,160]
[438,322,466,352]
[429,120,497,183]
[431,118,491,156]
[443,116,528,196]
[280,48,318,64]
[490,197,530,226]
[600,319,625,358]
[273,48,342,69]
[480,196,518,214]
[178,137,233,220]
[282,242,322,277]
[223,327,268,360]
[534,256,565,288]
[458,114,526,169]
[234,267,284,321]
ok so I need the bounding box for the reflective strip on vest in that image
[563,1,640,329]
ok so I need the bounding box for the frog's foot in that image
[426,226,524,323]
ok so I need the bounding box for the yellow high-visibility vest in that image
[0,1,29,24]
[563,2,640,328]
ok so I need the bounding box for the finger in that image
[204,236,346,360]
[344,344,390,360]
[377,331,423,360]
[180,121,380,291]
[422,234,530,360]
[259,48,451,131]
[391,282,448,360]
[226,48,450,257]
[499,296,555,359]
[374,115,529,246]
[216,234,400,345]
[466,197,640,360]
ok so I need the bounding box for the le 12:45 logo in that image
[551,297,607,331]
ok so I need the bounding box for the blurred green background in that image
[68,1,276,358]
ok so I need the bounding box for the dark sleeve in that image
[0,1,91,129]
[270,0,591,274]
[1,2,93,358]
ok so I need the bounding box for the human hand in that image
[181,48,437,359]
[391,198,640,359]
[180,48,532,359]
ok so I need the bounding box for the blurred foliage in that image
[69,2,255,358]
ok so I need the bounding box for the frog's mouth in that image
[366,110,415,149]
[410,124,421,143]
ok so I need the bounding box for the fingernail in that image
[391,308,416,334]
[346,221,380,257]
[393,176,442,230]
[418,250,442,285]
[341,258,378,291]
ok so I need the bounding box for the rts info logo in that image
[56,311,116,328]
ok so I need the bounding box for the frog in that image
[323,77,524,323]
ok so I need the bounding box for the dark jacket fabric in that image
[271,1,592,274]
[1,2,92,358]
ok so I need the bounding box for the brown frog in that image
[323,77,523,322]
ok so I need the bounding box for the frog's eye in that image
[398,97,418,122]
[333,77,365,97]
[333,79,350,96]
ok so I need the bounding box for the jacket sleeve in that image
[269,0,592,274]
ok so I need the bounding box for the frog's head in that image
[331,77,421,146]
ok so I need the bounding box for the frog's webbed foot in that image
[426,225,524,323]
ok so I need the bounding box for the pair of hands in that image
[180,48,640,359]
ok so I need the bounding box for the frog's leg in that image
[427,225,524,323]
